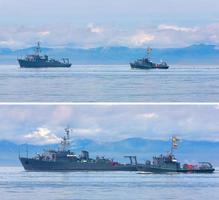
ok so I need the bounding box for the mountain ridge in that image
[0,44,219,65]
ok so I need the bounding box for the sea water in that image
[0,65,219,102]
[0,167,218,200]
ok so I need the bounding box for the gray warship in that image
[18,42,71,68]
[130,47,169,69]
[138,136,215,173]
[19,128,139,171]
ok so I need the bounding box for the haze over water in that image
[0,167,218,200]
[0,65,219,102]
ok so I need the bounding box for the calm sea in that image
[0,65,219,102]
[0,167,218,200]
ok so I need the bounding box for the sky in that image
[0,105,219,145]
[0,0,219,48]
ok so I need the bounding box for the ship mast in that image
[34,41,41,56]
[147,47,152,60]
[60,127,71,151]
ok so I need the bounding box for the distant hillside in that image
[0,44,219,65]
[0,138,219,166]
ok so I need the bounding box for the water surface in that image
[0,65,219,102]
[0,167,218,200]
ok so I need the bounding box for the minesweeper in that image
[19,128,139,171]
[130,47,169,69]
[18,42,72,68]
[138,136,215,173]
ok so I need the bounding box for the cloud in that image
[1,1,219,48]
[0,39,17,46]
[1,22,219,48]
[87,23,104,34]
[0,26,53,48]
[128,32,155,46]
[72,128,102,136]
[158,24,197,33]
[110,30,155,47]
[139,113,159,120]
[0,105,219,143]
[38,31,50,36]
[24,128,61,145]
[51,106,74,124]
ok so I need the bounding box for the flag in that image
[172,136,180,149]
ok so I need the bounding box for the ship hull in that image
[19,157,138,171]
[130,63,169,69]
[18,59,71,68]
[138,166,215,173]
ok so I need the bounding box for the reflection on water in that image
[0,65,219,102]
[0,167,219,200]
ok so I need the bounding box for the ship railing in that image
[198,162,213,169]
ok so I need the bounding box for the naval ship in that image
[17,42,72,68]
[138,136,215,173]
[130,47,169,69]
[19,128,139,171]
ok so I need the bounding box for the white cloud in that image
[1,22,219,48]
[38,31,50,36]
[129,32,155,46]
[0,105,219,143]
[139,113,159,120]
[87,23,104,34]
[0,39,18,47]
[51,106,74,124]
[73,128,102,136]
[24,128,61,145]
[158,24,197,33]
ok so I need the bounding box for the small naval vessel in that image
[130,47,169,69]
[138,136,215,173]
[18,42,72,68]
[19,128,139,171]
